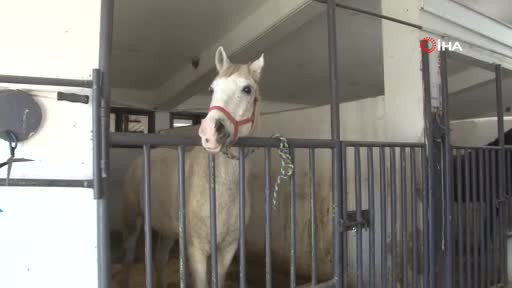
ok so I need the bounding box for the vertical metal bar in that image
[209,154,219,288]
[239,148,247,288]
[367,147,375,288]
[485,150,491,288]
[326,0,343,286]
[390,147,397,287]
[290,148,297,288]
[464,150,471,288]
[479,149,486,288]
[309,148,318,286]
[355,146,363,288]
[265,147,273,288]
[410,148,417,288]
[92,69,102,200]
[491,151,497,285]
[341,144,348,288]
[97,0,113,287]
[421,148,429,288]
[143,145,153,288]
[495,64,507,283]
[400,147,408,288]
[471,150,479,286]
[178,145,187,288]
[440,50,454,288]
[456,149,464,288]
[380,147,388,288]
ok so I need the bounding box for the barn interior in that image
[107,0,512,287]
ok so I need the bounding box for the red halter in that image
[208,100,257,144]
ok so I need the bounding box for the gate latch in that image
[340,209,370,231]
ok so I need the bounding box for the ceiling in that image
[111,0,267,89]
[451,0,512,26]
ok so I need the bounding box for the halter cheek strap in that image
[208,99,257,144]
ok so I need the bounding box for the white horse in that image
[121,46,264,288]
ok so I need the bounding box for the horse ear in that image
[249,53,264,81]
[215,46,231,72]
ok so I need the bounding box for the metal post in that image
[368,147,376,288]
[355,146,363,288]
[92,69,102,200]
[440,50,454,287]
[309,148,318,286]
[326,0,343,287]
[97,0,114,287]
[422,49,443,288]
[380,147,388,288]
[290,148,296,288]
[495,64,507,284]
[265,147,273,288]
[209,154,219,288]
[178,146,188,288]
[410,148,418,288]
[400,148,408,288]
[143,145,153,288]
[239,148,247,288]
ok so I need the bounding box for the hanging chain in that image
[271,134,294,210]
[220,134,295,210]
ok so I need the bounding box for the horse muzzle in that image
[199,116,231,153]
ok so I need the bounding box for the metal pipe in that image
[290,148,296,288]
[380,147,387,288]
[0,178,93,187]
[310,148,318,286]
[355,146,363,288]
[178,145,187,288]
[440,50,454,288]
[464,150,471,288]
[97,0,113,287]
[326,0,343,286]
[239,148,247,288]
[367,147,375,288]
[110,133,334,148]
[341,144,348,288]
[208,154,219,288]
[421,51,435,288]
[495,64,507,282]
[421,148,429,288]
[92,69,102,200]
[400,147,408,288]
[410,148,417,288]
[479,149,487,287]
[471,151,479,286]
[143,145,153,288]
[485,150,491,288]
[456,149,464,288]
[265,147,273,288]
[491,151,497,285]
[343,141,425,148]
[390,148,397,287]
[0,74,93,88]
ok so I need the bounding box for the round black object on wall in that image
[0,89,42,142]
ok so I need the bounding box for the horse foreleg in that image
[120,217,143,288]
[217,242,238,288]
[188,245,208,288]
[155,234,175,288]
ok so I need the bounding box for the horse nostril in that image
[215,120,225,134]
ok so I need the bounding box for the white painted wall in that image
[0,1,101,287]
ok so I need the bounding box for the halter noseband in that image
[208,99,257,144]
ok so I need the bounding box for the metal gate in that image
[0,0,511,288]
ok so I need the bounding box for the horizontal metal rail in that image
[110,132,335,148]
[110,132,426,149]
[0,74,93,88]
[452,145,502,150]
[0,178,93,188]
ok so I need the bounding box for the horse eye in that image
[208,86,214,94]
[242,85,252,95]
